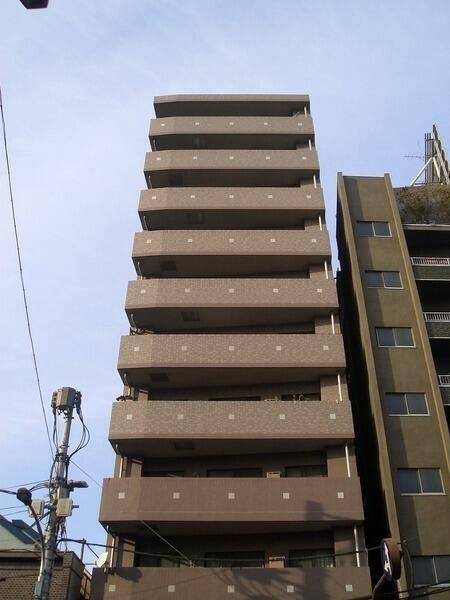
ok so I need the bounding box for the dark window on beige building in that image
[356,221,391,237]
[398,468,444,495]
[204,551,265,568]
[206,467,262,478]
[412,555,450,587]
[285,464,327,477]
[376,327,415,347]
[288,548,334,568]
[142,469,184,477]
[281,392,320,401]
[365,271,402,289]
[385,393,429,416]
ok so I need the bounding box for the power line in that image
[0,480,48,491]
[70,460,102,489]
[140,520,191,564]
[59,538,187,565]
[0,508,28,517]
[344,579,450,600]
[0,86,53,459]
[60,536,379,566]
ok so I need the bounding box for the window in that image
[288,548,334,568]
[211,396,261,401]
[281,393,320,401]
[413,556,450,586]
[376,327,415,347]
[181,311,200,322]
[204,551,264,569]
[143,470,184,478]
[285,465,327,478]
[207,468,262,478]
[136,554,181,567]
[150,373,169,383]
[356,221,391,237]
[160,260,177,273]
[385,393,429,416]
[366,271,402,289]
[398,468,444,495]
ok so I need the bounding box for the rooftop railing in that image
[438,375,450,386]
[424,312,450,322]
[411,257,450,266]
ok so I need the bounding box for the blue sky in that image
[0,0,449,566]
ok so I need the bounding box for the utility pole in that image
[33,387,88,600]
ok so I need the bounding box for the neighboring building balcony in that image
[149,115,314,151]
[125,278,338,331]
[154,94,310,118]
[138,185,324,230]
[411,257,450,281]
[144,149,320,188]
[118,333,345,388]
[438,375,450,407]
[423,312,450,339]
[91,565,372,600]
[132,229,330,278]
[99,476,365,534]
[109,399,355,457]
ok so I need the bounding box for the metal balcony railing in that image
[438,375,450,386]
[424,312,450,322]
[411,257,450,266]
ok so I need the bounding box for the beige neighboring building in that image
[0,515,90,599]
[92,95,371,599]
[337,175,450,594]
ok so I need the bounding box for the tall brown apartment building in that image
[337,175,450,593]
[92,95,372,599]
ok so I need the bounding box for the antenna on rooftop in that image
[409,125,450,186]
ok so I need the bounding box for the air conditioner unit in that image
[266,471,281,478]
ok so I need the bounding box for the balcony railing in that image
[91,565,372,600]
[411,257,450,266]
[424,312,450,322]
[438,375,450,386]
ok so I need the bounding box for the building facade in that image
[0,516,90,599]
[92,95,371,599]
[337,175,450,593]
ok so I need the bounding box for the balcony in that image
[424,312,450,339]
[99,476,365,535]
[91,565,371,600]
[118,333,345,388]
[125,278,337,331]
[149,116,314,151]
[109,399,354,457]
[439,375,450,406]
[144,149,320,188]
[154,94,310,118]
[138,185,324,230]
[411,257,450,280]
[132,229,330,278]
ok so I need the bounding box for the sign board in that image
[381,538,402,581]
